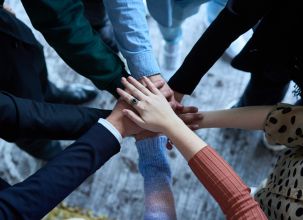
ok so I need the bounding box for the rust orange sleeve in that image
[188,146,267,220]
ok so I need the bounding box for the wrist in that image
[162,117,185,137]
[147,73,161,79]
[106,115,125,138]
[135,131,159,141]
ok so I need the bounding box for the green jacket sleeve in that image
[20,0,125,96]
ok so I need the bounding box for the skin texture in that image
[106,99,142,137]
[178,106,273,131]
[146,74,182,110]
[117,76,207,160]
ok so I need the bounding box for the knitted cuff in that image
[136,136,171,182]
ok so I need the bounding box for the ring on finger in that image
[130,97,139,105]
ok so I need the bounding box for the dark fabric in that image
[167,0,303,95]
[83,0,107,30]
[0,91,111,142]
[0,8,39,46]
[0,123,120,220]
[0,179,10,191]
[237,70,290,107]
[82,0,118,53]
[0,9,114,158]
[0,1,125,95]
[231,1,303,73]
[0,31,48,100]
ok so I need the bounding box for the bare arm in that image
[199,106,273,130]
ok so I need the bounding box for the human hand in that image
[145,74,183,110]
[106,99,143,137]
[117,76,181,134]
[177,107,203,130]
[174,91,184,103]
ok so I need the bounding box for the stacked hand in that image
[145,74,183,110]
[106,99,144,137]
[117,76,178,133]
[108,75,200,140]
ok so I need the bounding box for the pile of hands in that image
[107,75,203,146]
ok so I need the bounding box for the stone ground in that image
[0,1,299,219]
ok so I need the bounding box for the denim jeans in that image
[147,0,228,43]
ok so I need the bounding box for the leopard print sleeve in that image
[264,103,303,148]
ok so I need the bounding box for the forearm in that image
[21,0,125,94]
[103,0,160,78]
[164,118,207,161]
[199,106,273,130]
[168,7,255,94]
[189,147,267,219]
[0,92,111,141]
[0,124,120,220]
[168,0,275,95]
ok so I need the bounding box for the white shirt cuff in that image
[98,118,123,143]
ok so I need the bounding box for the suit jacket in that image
[0,122,120,220]
[0,3,126,96]
[0,91,111,142]
[168,0,303,95]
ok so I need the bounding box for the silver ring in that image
[130,98,139,105]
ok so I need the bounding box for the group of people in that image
[0,0,303,220]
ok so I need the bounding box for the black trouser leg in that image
[238,69,291,107]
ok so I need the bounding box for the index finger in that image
[127,76,152,96]
[143,76,161,95]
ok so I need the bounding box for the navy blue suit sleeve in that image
[168,0,275,94]
[0,123,120,220]
[0,92,111,141]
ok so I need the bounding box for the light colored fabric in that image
[103,0,160,78]
[255,148,303,219]
[256,104,303,219]
[136,136,177,220]
[148,0,227,43]
[264,103,303,148]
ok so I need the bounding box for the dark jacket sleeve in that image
[19,0,126,95]
[168,0,274,95]
[0,123,120,220]
[0,92,111,142]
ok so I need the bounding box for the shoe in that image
[17,139,64,161]
[261,134,287,152]
[159,40,182,73]
[45,82,98,105]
